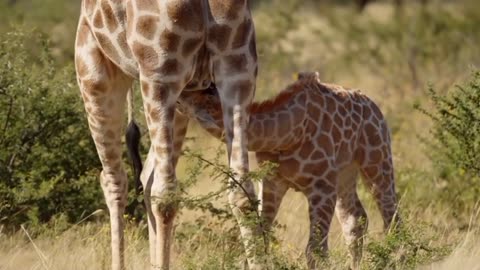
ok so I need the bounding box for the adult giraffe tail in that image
[125,89,143,199]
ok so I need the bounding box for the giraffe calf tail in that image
[126,89,143,196]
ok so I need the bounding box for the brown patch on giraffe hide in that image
[105,130,116,139]
[231,18,252,49]
[331,124,341,141]
[263,119,275,136]
[299,143,314,159]
[76,18,90,47]
[345,129,353,140]
[325,96,337,113]
[141,81,150,97]
[307,103,321,119]
[105,150,119,161]
[148,107,160,122]
[279,158,300,178]
[166,1,204,31]
[371,102,384,120]
[95,32,121,65]
[117,31,132,58]
[182,37,203,57]
[311,150,325,161]
[369,149,383,164]
[75,57,89,78]
[367,131,382,147]
[136,0,160,12]
[352,112,361,123]
[151,85,169,102]
[137,15,158,40]
[310,195,322,206]
[208,24,232,51]
[157,59,181,76]
[93,9,104,29]
[345,117,352,127]
[315,208,331,223]
[154,146,169,156]
[132,42,159,69]
[262,191,275,203]
[101,1,118,32]
[149,127,158,138]
[315,180,335,194]
[354,147,365,164]
[208,0,245,21]
[296,176,312,188]
[277,113,291,135]
[262,205,275,214]
[363,106,372,120]
[364,123,380,146]
[249,38,257,62]
[324,171,337,185]
[317,133,333,156]
[321,114,333,132]
[382,160,392,172]
[82,80,108,96]
[159,30,181,52]
[363,166,378,178]
[338,104,347,116]
[224,54,248,74]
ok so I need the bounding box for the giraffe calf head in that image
[177,84,224,132]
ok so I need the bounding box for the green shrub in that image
[415,71,480,211]
[0,29,103,232]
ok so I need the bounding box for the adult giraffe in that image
[74,0,260,269]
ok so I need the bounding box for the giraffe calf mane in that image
[248,75,318,114]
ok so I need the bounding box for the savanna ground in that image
[1,0,479,269]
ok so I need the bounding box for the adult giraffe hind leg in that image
[75,18,133,270]
[208,1,262,268]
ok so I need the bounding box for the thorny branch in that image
[184,149,270,256]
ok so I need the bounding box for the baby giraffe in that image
[177,72,401,269]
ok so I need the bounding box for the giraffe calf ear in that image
[297,71,321,81]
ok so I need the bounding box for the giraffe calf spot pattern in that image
[177,74,401,268]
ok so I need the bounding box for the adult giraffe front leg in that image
[75,18,133,270]
[139,111,189,269]
[125,0,207,267]
[208,2,262,267]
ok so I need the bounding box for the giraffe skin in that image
[177,72,402,269]
[74,1,262,269]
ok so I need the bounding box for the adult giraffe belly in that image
[83,0,213,90]
[83,0,139,78]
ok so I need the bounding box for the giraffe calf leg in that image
[306,185,337,270]
[336,165,368,270]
